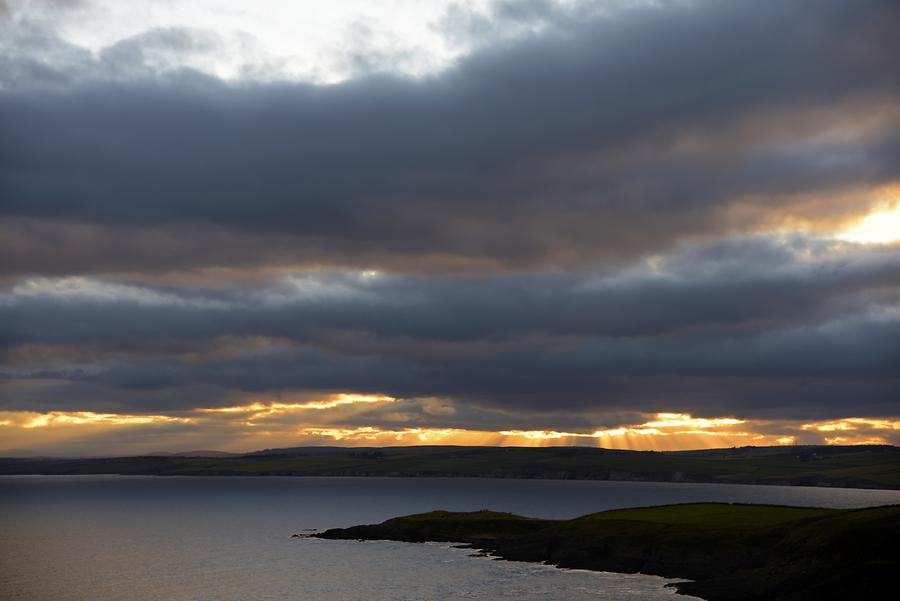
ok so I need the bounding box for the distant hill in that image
[2,444,899,489]
[145,450,239,458]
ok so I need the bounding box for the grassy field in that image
[318,503,900,601]
[2,444,899,489]
[578,502,835,526]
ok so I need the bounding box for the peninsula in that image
[317,503,900,601]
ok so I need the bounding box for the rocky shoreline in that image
[316,503,900,601]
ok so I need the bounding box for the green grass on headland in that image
[2,444,900,489]
[317,502,900,601]
[577,502,835,526]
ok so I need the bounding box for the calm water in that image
[2,476,899,601]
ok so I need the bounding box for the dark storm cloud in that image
[2,0,899,274]
[2,236,899,419]
[2,236,899,347]
[4,317,898,420]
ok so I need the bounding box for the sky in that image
[1,0,899,456]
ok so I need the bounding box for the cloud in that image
[2,0,899,276]
[1,235,898,420]
[3,403,899,456]
[2,235,898,344]
[1,0,898,453]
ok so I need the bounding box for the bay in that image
[2,476,898,601]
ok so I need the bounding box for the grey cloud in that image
[1,0,898,275]
[4,316,897,420]
[435,0,580,48]
[1,236,898,419]
[2,236,898,347]
[98,28,224,77]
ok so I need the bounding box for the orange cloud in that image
[643,413,744,429]
[1,405,898,456]
[196,393,396,422]
[798,418,900,446]
[15,411,193,429]
[495,413,751,449]
[801,418,900,433]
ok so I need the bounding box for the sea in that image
[2,475,899,601]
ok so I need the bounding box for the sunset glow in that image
[801,418,900,433]
[643,413,744,429]
[17,411,194,429]
[498,414,757,450]
[197,394,397,417]
[837,187,900,244]
[2,405,897,456]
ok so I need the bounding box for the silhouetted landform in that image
[2,445,899,489]
[317,503,900,601]
[144,450,240,458]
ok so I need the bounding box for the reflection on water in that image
[2,476,898,601]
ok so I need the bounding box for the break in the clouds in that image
[1,0,899,455]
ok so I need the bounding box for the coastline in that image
[316,503,900,601]
[2,445,899,490]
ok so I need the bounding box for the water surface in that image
[2,476,898,601]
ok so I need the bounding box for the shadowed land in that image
[2,444,900,490]
[316,503,900,601]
